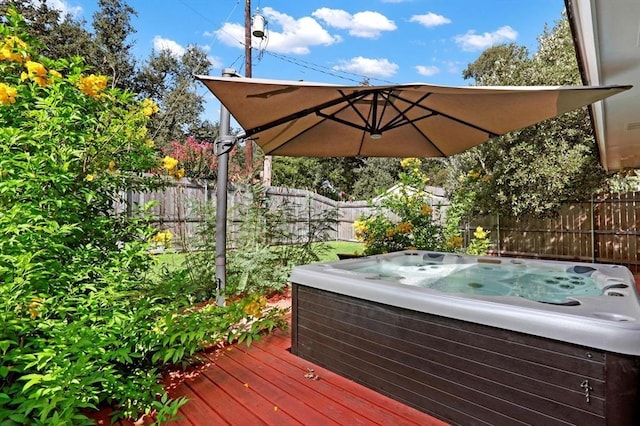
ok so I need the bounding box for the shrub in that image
[0,9,287,424]
[184,181,337,299]
[355,160,494,256]
[355,158,443,255]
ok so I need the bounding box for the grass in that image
[317,241,365,262]
[151,241,365,271]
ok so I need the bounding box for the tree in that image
[0,0,97,62]
[462,43,531,86]
[135,46,212,148]
[447,13,606,217]
[91,0,137,90]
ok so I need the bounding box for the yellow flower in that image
[396,222,413,234]
[22,60,49,86]
[0,36,29,62]
[172,168,185,180]
[0,83,17,105]
[473,226,487,240]
[446,236,464,248]
[141,98,159,116]
[468,170,481,179]
[386,228,395,237]
[162,156,179,171]
[108,161,116,170]
[420,204,433,215]
[145,139,154,148]
[353,220,367,232]
[85,174,95,182]
[154,230,172,242]
[153,230,173,248]
[400,157,421,169]
[28,297,43,319]
[49,69,62,79]
[77,74,108,98]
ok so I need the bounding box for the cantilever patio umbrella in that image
[195,75,630,304]
[196,76,630,158]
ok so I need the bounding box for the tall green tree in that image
[92,0,137,90]
[446,13,606,217]
[135,46,212,147]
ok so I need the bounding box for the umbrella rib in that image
[378,91,433,131]
[245,89,377,137]
[375,91,447,156]
[315,111,370,132]
[390,91,500,137]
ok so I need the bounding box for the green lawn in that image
[317,241,364,262]
[152,241,364,271]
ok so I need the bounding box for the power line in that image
[262,50,399,85]
[172,1,399,86]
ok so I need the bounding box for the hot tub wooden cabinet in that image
[290,251,640,426]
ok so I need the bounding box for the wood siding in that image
[292,284,640,426]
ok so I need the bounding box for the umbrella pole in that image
[214,68,237,307]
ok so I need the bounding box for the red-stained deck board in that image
[233,337,418,425]
[248,333,435,425]
[168,328,448,426]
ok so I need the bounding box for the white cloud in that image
[40,0,82,18]
[213,7,340,55]
[333,57,399,78]
[152,36,186,57]
[415,65,440,77]
[207,55,224,69]
[313,8,396,39]
[409,12,451,28]
[454,25,518,51]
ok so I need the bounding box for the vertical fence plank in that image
[128,180,639,271]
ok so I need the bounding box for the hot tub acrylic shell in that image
[290,251,640,425]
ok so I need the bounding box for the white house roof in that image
[565,0,640,171]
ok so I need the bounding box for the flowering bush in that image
[161,136,260,182]
[354,159,494,256]
[0,9,287,424]
[152,229,174,250]
[466,226,491,255]
[355,158,443,255]
[161,136,217,179]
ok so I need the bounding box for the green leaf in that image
[19,374,44,391]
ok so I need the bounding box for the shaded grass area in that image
[318,241,365,262]
[152,241,364,272]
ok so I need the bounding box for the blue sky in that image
[47,0,568,119]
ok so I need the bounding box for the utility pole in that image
[244,0,253,176]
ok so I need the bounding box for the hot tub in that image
[290,251,640,425]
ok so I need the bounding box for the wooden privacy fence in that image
[120,180,639,272]
[117,179,378,247]
[473,192,640,273]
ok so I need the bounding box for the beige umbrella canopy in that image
[196,75,630,158]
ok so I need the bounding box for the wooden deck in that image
[159,327,448,425]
